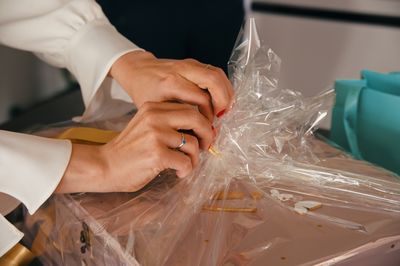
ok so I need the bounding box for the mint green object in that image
[331,70,400,175]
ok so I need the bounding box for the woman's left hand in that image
[109,50,234,121]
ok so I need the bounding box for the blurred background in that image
[1,0,399,131]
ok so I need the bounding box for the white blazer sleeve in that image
[0,0,143,122]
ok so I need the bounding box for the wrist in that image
[109,50,155,80]
[55,144,107,193]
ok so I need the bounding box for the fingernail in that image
[216,109,226,118]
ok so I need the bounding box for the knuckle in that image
[215,67,225,76]
[180,59,200,70]
[140,102,156,113]
[198,91,211,105]
[141,110,158,126]
[183,58,198,65]
[161,73,178,87]
[171,61,182,70]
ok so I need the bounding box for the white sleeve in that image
[0,0,142,121]
[0,131,72,256]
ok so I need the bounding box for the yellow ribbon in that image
[56,127,119,144]
[0,244,35,266]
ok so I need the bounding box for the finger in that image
[161,149,193,178]
[175,59,233,116]
[174,133,200,168]
[165,108,213,150]
[166,75,214,122]
[138,102,213,149]
[206,64,234,102]
[162,131,200,168]
[216,66,235,110]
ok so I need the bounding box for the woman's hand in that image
[109,51,234,121]
[56,102,213,193]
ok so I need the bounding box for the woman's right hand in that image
[56,102,213,193]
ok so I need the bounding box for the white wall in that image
[251,13,400,96]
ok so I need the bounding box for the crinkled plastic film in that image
[24,19,400,265]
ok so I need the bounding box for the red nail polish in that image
[216,109,226,118]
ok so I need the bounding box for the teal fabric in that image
[331,70,400,175]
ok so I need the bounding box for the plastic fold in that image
[24,19,400,266]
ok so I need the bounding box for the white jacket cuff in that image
[75,78,138,122]
[0,131,71,214]
[67,21,141,122]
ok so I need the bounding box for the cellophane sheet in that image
[24,19,400,266]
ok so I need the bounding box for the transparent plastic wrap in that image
[24,19,400,265]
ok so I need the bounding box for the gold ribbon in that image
[56,127,119,144]
[0,243,35,266]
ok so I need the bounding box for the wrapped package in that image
[24,19,400,265]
